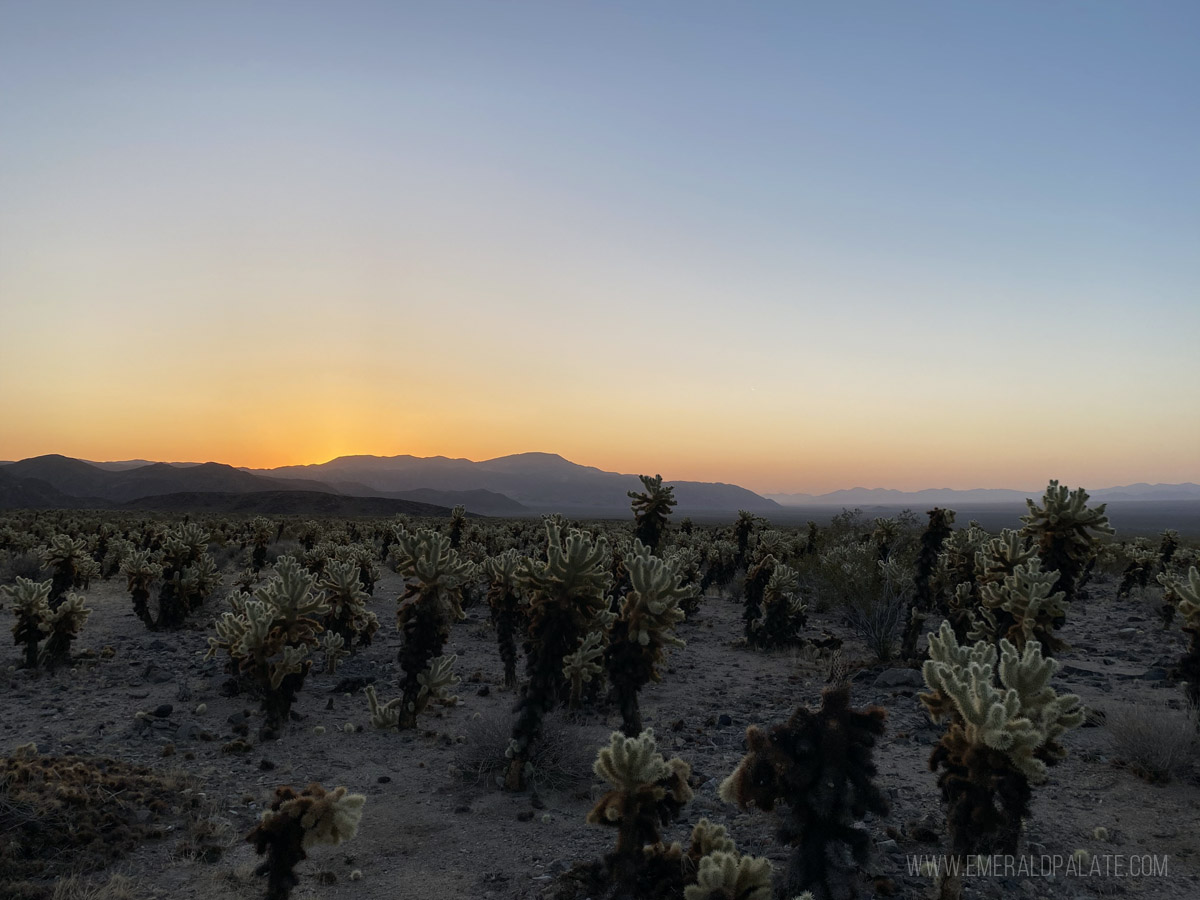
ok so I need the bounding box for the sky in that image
[1,1,1197,494]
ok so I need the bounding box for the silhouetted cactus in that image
[157,523,221,628]
[4,577,52,668]
[719,684,888,900]
[391,528,472,728]
[606,544,688,735]
[121,549,161,628]
[1157,566,1200,708]
[507,521,611,790]
[1020,481,1113,602]
[629,474,677,554]
[40,534,92,604]
[246,783,365,900]
[483,549,525,688]
[206,557,327,734]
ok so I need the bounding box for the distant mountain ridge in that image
[256,452,781,515]
[767,483,1200,506]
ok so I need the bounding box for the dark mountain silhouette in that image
[259,452,781,515]
[121,491,454,517]
[0,467,102,509]
[0,455,339,504]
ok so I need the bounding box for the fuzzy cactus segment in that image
[977,559,1068,654]
[4,577,52,668]
[921,622,1083,857]
[684,851,774,900]
[719,684,888,900]
[483,549,525,688]
[628,474,677,554]
[246,783,365,900]
[588,729,693,863]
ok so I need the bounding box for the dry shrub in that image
[454,706,593,792]
[0,745,195,899]
[1107,699,1197,783]
[50,874,143,900]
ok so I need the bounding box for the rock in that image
[152,704,173,719]
[874,668,925,688]
[142,663,173,684]
[1140,667,1169,682]
[716,714,733,727]
[147,640,170,652]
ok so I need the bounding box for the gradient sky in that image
[1,1,1197,494]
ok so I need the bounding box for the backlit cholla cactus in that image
[39,591,91,669]
[1020,481,1114,602]
[719,684,888,900]
[482,549,525,688]
[685,852,774,900]
[975,529,1037,587]
[920,622,1084,858]
[606,543,688,735]
[748,563,808,650]
[563,631,606,709]
[4,577,52,668]
[40,534,94,604]
[507,521,612,790]
[157,522,221,628]
[246,783,365,900]
[628,474,677,554]
[1156,566,1200,707]
[973,558,1069,654]
[317,559,378,650]
[121,549,162,628]
[206,556,328,734]
[2,577,90,670]
[364,653,460,730]
[1117,539,1159,598]
[249,516,274,572]
[391,528,472,729]
[587,729,694,889]
[903,508,957,658]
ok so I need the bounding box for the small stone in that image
[517,810,535,822]
[152,704,173,719]
[716,714,733,727]
[377,775,391,784]
[874,668,925,688]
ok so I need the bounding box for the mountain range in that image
[1,452,1195,518]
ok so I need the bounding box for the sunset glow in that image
[2,2,1197,495]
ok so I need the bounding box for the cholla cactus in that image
[317,559,378,650]
[976,529,1037,587]
[249,516,274,572]
[40,534,92,603]
[321,631,348,674]
[605,544,688,735]
[588,729,693,886]
[415,653,460,712]
[482,549,525,688]
[1117,541,1158,598]
[1157,566,1200,707]
[1020,481,1114,602]
[364,684,402,729]
[749,563,807,649]
[447,504,467,549]
[628,474,677,554]
[719,684,888,900]
[977,558,1069,654]
[157,523,221,628]
[4,577,52,668]
[563,631,606,709]
[921,621,1084,856]
[685,851,774,900]
[121,549,162,628]
[903,508,957,658]
[246,783,365,900]
[206,556,328,733]
[507,521,612,790]
[39,591,91,669]
[392,528,472,729]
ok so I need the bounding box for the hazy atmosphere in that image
[2,2,1197,493]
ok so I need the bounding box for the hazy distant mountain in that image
[122,491,454,517]
[767,483,1200,506]
[333,486,530,517]
[0,455,340,504]
[0,467,100,509]
[260,452,781,515]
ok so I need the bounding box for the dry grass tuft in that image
[1107,699,1197,783]
[454,706,593,792]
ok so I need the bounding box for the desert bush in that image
[920,622,1083,861]
[1107,699,1197,783]
[246,783,365,900]
[1,550,44,586]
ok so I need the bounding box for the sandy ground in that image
[3,561,1198,900]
